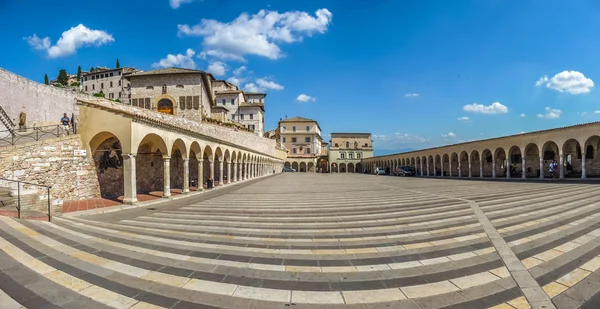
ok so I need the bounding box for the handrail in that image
[0,178,52,221]
[0,106,15,128]
[0,124,77,146]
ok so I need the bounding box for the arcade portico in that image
[363,122,600,179]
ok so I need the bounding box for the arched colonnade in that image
[89,131,283,204]
[363,134,600,180]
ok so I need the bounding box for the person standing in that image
[60,113,70,135]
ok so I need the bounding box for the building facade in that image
[328,133,374,172]
[213,83,266,136]
[81,67,139,102]
[279,116,324,172]
[125,68,214,123]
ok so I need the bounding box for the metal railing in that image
[0,178,52,221]
[0,124,77,146]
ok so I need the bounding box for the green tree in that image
[116,58,120,69]
[77,66,82,82]
[44,74,49,85]
[56,69,69,85]
[90,66,94,72]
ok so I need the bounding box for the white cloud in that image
[243,83,260,92]
[462,102,508,114]
[441,132,456,138]
[296,94,315,102]
[535,70,594,94]
[23,34,50,50]
[226,76,242,86]
[24,24,114,58]
[594,111,600,114]
[170,0,194,9]
[152,48,196,69]
[457,116,469,121]
[520,113,526,117]
[373,133,430,146]
[256,78,284,90]
[207,61,227,76]
[536,107,562,119]
[233,66,246,76]
[178,8,333,61]
[404,93,419,98]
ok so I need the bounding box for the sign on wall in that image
[73,149,87,156]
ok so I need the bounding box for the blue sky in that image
[2,0,600,155]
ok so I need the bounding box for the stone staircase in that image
[0,186,48,221]
[0,105,15,134]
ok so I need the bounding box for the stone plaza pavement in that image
[1,174,600,308]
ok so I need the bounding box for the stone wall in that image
[0,68,91,127]
[0,135,100,207]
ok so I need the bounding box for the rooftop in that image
[127,67,207,78]
[331,132,372,136]
[280,116,317,123]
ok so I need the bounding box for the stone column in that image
[219,161,224,185]
[163,156,171,198]
[246,163,250,179]
[433,161,437,176]
[227,162,232,184]
[420,161,423,176]
[458,162,462,177]
[209,160,215,186]
[506,160,511,179]
[582,158,587,179]
[559,154,564,179]
[233,162,238,182]
[183,158,190,194]
[197,160,203,191]
[492,159,496,178]
[539,156,544,179]
[522,158,527,179]
[479,160,483,178]
[122,154,138,204]
[426,161,430,176]
[468,157,472,177]
[449,161,452,177]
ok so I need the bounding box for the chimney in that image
[285,115,288,119]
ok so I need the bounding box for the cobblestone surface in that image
[1,173,600,308]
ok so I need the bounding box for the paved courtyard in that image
[1,173,600,308]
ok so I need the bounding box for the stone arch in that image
[459,151,469,177]
[136,133,170,195]
[541,140,559,178]
[450,153,458,177]
[507,145,522,178]
[494,147,507,177]
[90,132,124,199]
[340,163,347,173]
[421,156,427,175]
[524,143,540,178]
[308,162,315,173]
[481,149,493,177]
[435,155,442,176]
[292,162,299,171]
[584,135,600,177]
[356,162,363,173]
[202,145,214,187]
[299,162,307,172]
[442,154,449,176]
[415,157,421,175]
[189,142,202,189]
[224,149,231,183]
[401,158,406,166]
[562,138,582,178]
[348,162,355,173]
[428,155,434,176]
[470,150,480,177]
[331,162,338,173]
[154,94,177,115]
[170,139,187,191]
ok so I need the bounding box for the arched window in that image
[162,84,167,94]
[354,141,358,149]
[176,85,184,88]
[340,153,345,159]
[157,99,174,115]
[345,141,350,149]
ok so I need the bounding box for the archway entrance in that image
[157,98,174,115]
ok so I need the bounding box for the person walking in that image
[549,160,557,180]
